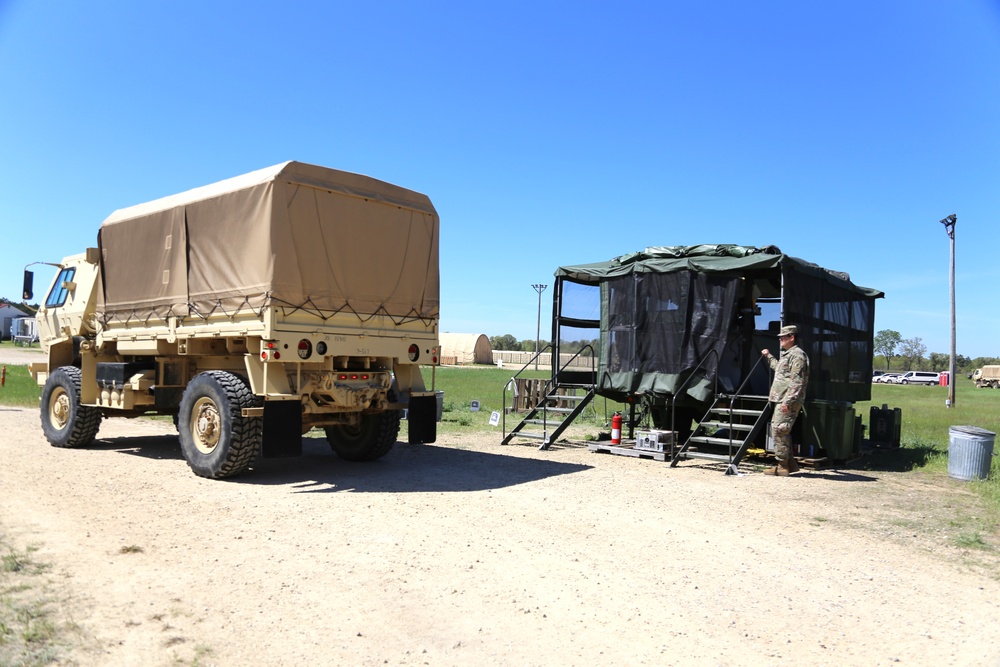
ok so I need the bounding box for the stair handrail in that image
[672,352,773,467]
[542,343,597,421]
[533,344,598,442]
[501,343,598,441]
[717,353,772,459]
[556,343,597,380]
[731,353,772,403]
[501,344,553,438]
[667,349,721,450]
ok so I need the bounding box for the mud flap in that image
[407,394,437,444]
[261,400,303,458]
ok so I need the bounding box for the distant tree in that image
[953,354,974,375]
[873,330,902,370]
[519,338,550,352]
[928,352,975,373]
[489,334,519,351]
[558,338,600,355]
[928,352,949,372]
[899,336,927,371]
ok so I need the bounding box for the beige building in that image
[439,333,492,365]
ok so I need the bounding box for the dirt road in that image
[2,351,1000,666]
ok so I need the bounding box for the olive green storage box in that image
[803,400,857,460]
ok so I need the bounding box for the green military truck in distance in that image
[24,161,441,479]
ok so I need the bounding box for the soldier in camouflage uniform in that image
[760,324,809,476]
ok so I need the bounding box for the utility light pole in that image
[532,284,547,370]
[941,213,956,408]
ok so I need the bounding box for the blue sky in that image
[2,1,998,358]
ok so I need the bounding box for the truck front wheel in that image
[178,371,262,479]
[325,411,401,461]
[40,367,102,448]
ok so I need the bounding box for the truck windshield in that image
[45,267,77,308]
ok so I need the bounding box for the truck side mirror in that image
[22,270,33,301]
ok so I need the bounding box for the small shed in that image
[11,317,38,345]
[439,333,493,365]
[0,304,27,341]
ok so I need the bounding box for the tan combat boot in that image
[787,458,800,474]
[760,465,779,476]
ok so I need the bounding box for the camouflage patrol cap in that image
[778,325,798,337]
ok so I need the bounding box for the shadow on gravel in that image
[251,439,595,493]
[674,461,880,482]
[89,434,594,492]
[92,434,184,460]
[846,444,940,473]
[786,470,879,482]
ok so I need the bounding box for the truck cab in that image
[29,248,101,373]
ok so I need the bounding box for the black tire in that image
[178,371,262,479]
[900,379,909,385]
[325,410,401,461]
[39,366,102,448]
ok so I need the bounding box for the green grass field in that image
[853,381,1000,512]
[0,361,43,407]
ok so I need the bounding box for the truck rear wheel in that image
[178,371,262,479]
[325,411,401,461]
[40,366,102,448]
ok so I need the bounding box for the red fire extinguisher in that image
[611,411,622,445]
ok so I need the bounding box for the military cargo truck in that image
[24,161,441,478]
[973,365,1000,388]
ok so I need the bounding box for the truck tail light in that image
[297,339,312,360]
[408,344,419,362]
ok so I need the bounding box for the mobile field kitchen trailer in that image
[503,244,883,472]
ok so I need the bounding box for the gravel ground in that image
[2,349,1000,666]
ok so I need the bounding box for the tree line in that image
[489,334,599,355]
[874,329,998,374]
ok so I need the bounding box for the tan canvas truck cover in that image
[96,161,439,325]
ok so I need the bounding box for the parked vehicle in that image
[897,371,940,386]
[24,161,442,479]
[877,373,900,384]
[973,365,1000,389]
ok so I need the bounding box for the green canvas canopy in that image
[553,245,883,405]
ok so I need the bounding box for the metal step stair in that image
[671,394,772,474]
[501,385,595,449]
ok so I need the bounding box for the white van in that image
[898,371,940,386]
